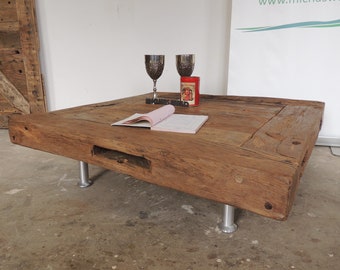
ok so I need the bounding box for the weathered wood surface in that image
[0,0,46,128]
[8,93,325,220]
[0,70,30,114]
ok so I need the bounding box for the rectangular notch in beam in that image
[92,145,151,170]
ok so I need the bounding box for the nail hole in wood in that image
[265,202,273,210]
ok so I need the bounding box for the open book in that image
[112,104,208,134]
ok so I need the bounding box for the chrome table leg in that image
[219,204,238,233]
[78,161,92,188]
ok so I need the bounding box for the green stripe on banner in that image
[237,19,340,32]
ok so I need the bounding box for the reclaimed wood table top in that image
[8,92,324,220]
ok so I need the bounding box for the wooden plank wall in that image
[0,0,46,128]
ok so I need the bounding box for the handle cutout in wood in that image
[92,145,151,170]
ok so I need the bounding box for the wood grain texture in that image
[0,70,30,113]
[16,0,45,112]
[8,93,325,220]
[0,0,45,127]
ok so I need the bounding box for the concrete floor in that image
[0,129,339,270]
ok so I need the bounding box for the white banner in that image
[228,0,340,140]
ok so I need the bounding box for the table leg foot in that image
[219,204,238,233]
[79,161,92,188]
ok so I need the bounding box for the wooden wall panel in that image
[0,0,18,22]
[0,0,46,128]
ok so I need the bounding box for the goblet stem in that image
[153,79,157,100]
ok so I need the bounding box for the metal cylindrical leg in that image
[219,204,238,233]
[79,161,92,188]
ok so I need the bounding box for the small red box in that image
[180,76,200,106]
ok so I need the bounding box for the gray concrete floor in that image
[0,129,339,270]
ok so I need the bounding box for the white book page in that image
[144,104,175,126]
[113,113,152,128]
[151,114,208,134]
[112,104,175,127]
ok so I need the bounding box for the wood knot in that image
[234,175,244,184]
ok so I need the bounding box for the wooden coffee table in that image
[8,93,324,233]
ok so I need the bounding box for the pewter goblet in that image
[145,55,165,100]
[176,54,195,77]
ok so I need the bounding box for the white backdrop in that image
[228,0,340,143]
[35,0,231,111]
